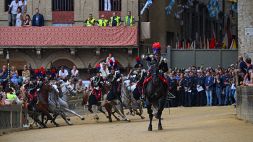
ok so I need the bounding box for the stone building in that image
[0,0,139,77]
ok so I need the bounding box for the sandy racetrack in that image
[1,106,253,142]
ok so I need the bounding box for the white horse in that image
[122,77,145,119]
[50,81,85,121]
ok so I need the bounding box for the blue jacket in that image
[32,13,44,26]
[205,76,214,90]
[0,70,8,80]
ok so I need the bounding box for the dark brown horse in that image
[143,64,168,131]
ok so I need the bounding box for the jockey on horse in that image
[90,70,104,110]
[142,42,169,131]
[143,42,169,95]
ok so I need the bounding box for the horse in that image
[121,70,146,119]
[82,81,121,122]
[27,82,59,128]
[103,74,130,122]
[143,64,168,131]
[55,81,85,121]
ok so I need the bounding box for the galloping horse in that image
[82,81,121,122]
[121,70,146,119]
[143,64,168,131]
[55,81,85,121]
[36,81,59,127]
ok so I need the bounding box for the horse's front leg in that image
[157,98,166,130]
[147,104,153,131]
[103,102,113,122]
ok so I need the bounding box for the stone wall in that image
[236,87,253,123]
[0,48,137,70]
[238,0,253,58]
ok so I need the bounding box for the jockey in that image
[134,56,144,69]
[143,42,169,93]
[106,69,122,102]
[99,62,110,79]
[106,53,116,70]
[90,70,104,101]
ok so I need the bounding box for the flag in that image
[230,39,237,49]
[165,0,175,15]
[141,0,153,15]
[209,32,216,49]
[222,33,228,49]
[207,0,220,17]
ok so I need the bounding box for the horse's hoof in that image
[81,117,85,120]
[109,118,112,122]
[116,118,120,121]
[158,125,163,130]
[56,124,60,127]
[141,116,145,119]
[148,126,152,131]
[67,118,71,121]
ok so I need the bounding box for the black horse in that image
[143,64,168,131]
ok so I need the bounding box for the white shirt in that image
[106,57,115,66]
[71,69,79,77]
[19,0,27,13]
[19,0,27,6]
[58,69,69,78]
[10,1,19,14]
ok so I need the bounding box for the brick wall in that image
[52,11,74,24]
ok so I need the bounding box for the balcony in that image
[0,26,137,48]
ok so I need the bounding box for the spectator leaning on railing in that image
[124,11,135,26]
[32,8,44,27]
[97,14,108,27]
[84,14,96,27]
[23,14,32,26]
[109,12,121,27]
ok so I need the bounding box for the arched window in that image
[99,0,121,11]
[52,0,74,11]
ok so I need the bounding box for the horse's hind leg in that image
[92,105,99,120]
[60,111,72,125]
[64,108,85,120]
[147,104,153,131]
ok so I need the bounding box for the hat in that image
[135,56,140,63]
[152,42,161,54]
[95,63,100,70]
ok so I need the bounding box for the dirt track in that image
[1,106,253,142]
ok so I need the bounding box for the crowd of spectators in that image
[9,0,44,27]
[165,65,237,107]
[8,0,134,27]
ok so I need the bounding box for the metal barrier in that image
[0,105,23,134]
[236,87,253,123]
[161,48,238,68]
